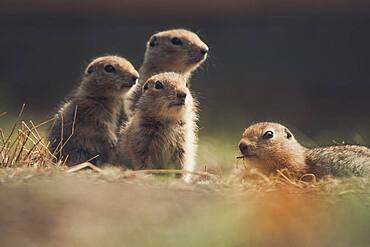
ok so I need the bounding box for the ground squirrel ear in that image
[284,128,293,139]
[149,35,158,47]
[85,65,94,75]
[143,82,149,92]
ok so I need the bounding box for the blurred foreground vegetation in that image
[0,168,370,247]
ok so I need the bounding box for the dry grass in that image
[0,105,56,168]
[0,107,220,181]
[1,107,369,190]
[0,165,369,247]
[1,108,370,246]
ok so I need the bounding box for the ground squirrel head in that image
[79,55,139,97]
[143,29,208,75]
[139,72,191,121]
[239,122,307,175]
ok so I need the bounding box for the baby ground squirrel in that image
[124,29,208,119]
[114,72,198,179]
[48,55,139,166]
[239,122,370,178]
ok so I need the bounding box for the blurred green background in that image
[1,0,370,151]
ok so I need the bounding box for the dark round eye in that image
[171,37,183,46]
[186,82,189,88]
[104,64,116,73]
[263,131,274,139]
[131,76,138,82]
[155,81,164,89]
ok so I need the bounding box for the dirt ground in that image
[0,167,369,247]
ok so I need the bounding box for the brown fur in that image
[124,29,208,119]
[306,145,370,177]
[114,72,198,174]
[48,55,139,166]
[239,122,308,177]
[239,122,370,178]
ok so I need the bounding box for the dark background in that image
[1,0,370,144]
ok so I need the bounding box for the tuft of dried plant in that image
[0,105,56,168]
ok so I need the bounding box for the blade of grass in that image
[0,104,25,155]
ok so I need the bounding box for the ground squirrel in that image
[114,72,198,179]
[48,55,139,166]
[239,122,370,178]
[123,29,208,119]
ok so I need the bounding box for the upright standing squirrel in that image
[114,73,198,180]
[239,122,370,178]
[48,55,139,166]
[123,29,208,119]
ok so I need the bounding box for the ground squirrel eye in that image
[155,81,164,89]
[263,131,274,139]
[104,65,116,73]
[132,76,138,82]
[171,37,183,46]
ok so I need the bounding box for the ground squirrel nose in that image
[200,48,208,56]
[239,142,249,154]
[177,92,187,99]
